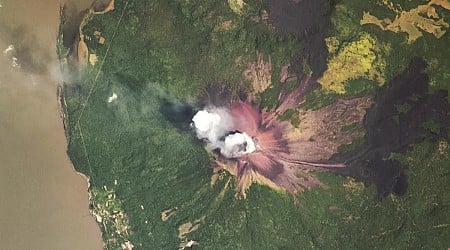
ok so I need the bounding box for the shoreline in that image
[57,1,117,248]
[0,0,105,248]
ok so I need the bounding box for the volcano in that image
[191,76,369,197]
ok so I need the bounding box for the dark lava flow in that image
[332,58,450,198]
[268,0,331,80]
[267,0,332,114]
[267,1,449,197]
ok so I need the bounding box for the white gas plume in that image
[192,108,232,147]
[221,131,256,158]
[191,107,256,158]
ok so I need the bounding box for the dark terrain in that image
[333,58,450,197]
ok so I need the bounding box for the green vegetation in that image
[360,0,450,43]
[318,32,388,94]
[303,89,339,110]
[60,0,450,248]
[423,120,442,135]
[278,108,300,127]
[395,102,412,114]
[337,136,364,153]
[337,121,366,153]
[310,0,450,104]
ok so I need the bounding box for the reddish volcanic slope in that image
[213,97,348,196]
[204,70,372,196]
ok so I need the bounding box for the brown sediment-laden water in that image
[0,0,103,249]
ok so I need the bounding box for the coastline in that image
[57,0,118,247]
[0,0,104,249]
